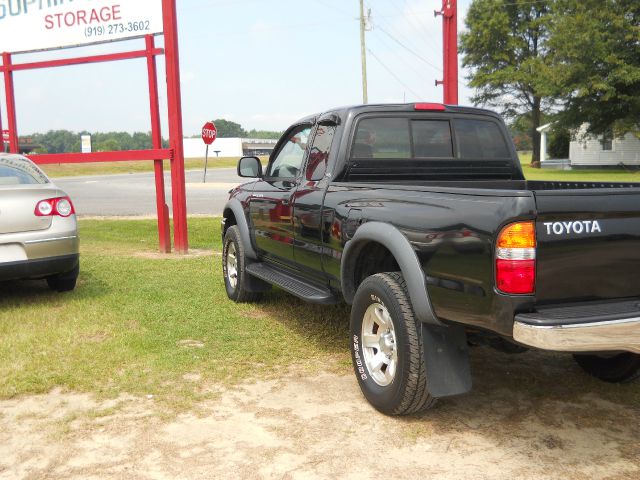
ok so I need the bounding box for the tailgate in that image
[534,189,640,304]
[0,187,54,234]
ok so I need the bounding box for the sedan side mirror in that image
[237,156,263,178]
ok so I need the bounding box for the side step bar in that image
[245,262,338,305]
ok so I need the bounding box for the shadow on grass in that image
[0,269,107,305]
[256,290,351,356]
[247,289,639,406]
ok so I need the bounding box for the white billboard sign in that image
[0,0,164,54]
[80,134,91,153]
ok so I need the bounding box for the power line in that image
[387,0,439,48]
[377,26,441,72]
[367,48,423,99]
[368,30,433,84]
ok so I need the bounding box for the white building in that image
[183,138,243,159]
[182,138,278,159]
[570,124,640,167]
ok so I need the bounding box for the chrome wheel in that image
[361,302,398,386]
[226,242,238,289]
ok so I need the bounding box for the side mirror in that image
[237,156,263,178]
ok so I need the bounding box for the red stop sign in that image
[202,122,217,145]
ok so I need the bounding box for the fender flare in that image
[223,199,258,260]
[341,221,442,326]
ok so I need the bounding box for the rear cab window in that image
[348,113,514,180]
[454,119,510,158]
[0,157,49,186]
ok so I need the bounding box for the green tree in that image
[547,124,570,159]
[547,0,640,137]
[460,0,554,166]
[212,119,246,138]
[96,138,120,152]
[32,130,81,153]
[30,130,159,153]
[246,128,283,140]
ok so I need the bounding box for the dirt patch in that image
[176,339,205,349]
[1,353,639,480]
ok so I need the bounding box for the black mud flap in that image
[422,324,472,398]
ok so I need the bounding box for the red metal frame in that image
[436,0,459,105]
[0,0,187,253]
[162,1,188,253]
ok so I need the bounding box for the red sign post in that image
[201,121,217,183]
[0,0,188,253]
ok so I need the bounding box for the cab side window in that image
[305,124,336,181]
[267,126,312,179]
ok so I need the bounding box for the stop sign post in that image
[202,121,217,183]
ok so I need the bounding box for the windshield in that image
[0,156,50,186]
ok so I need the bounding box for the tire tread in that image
[381,272,437,415]
[223,226,262,303]
[352,272,436,415]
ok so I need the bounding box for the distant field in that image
[39,156,268,178]
[518,152,640,182]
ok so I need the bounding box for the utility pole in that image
[435,0,458,104]
[359,0,368,104]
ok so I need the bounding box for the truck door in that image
[292,121,337,280]
[249,124,312,267]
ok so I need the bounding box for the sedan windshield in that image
[0,157,49,186]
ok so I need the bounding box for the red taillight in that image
[35,197,75,217]
[496,221,536,295]
[496,259,536,294]
[414,103,446,111]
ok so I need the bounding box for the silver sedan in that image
[0,153,79,292]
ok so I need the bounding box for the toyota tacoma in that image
[220,103,640,415]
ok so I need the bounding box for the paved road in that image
[55,168,245,216]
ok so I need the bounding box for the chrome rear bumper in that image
[514,316,640,354]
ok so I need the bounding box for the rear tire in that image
[573,352,640,383]
[350,272,437,415]
[222,226,262,303]
[46,263,79,292]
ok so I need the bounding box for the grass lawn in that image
[518,152,640,182]
[39,156,268,178]
[0,218,349,407]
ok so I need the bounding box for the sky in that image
[1,0,475,137]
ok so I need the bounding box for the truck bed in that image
[327,178,640,333]
[344,179,640,192]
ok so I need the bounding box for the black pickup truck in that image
[221,103,640,415]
